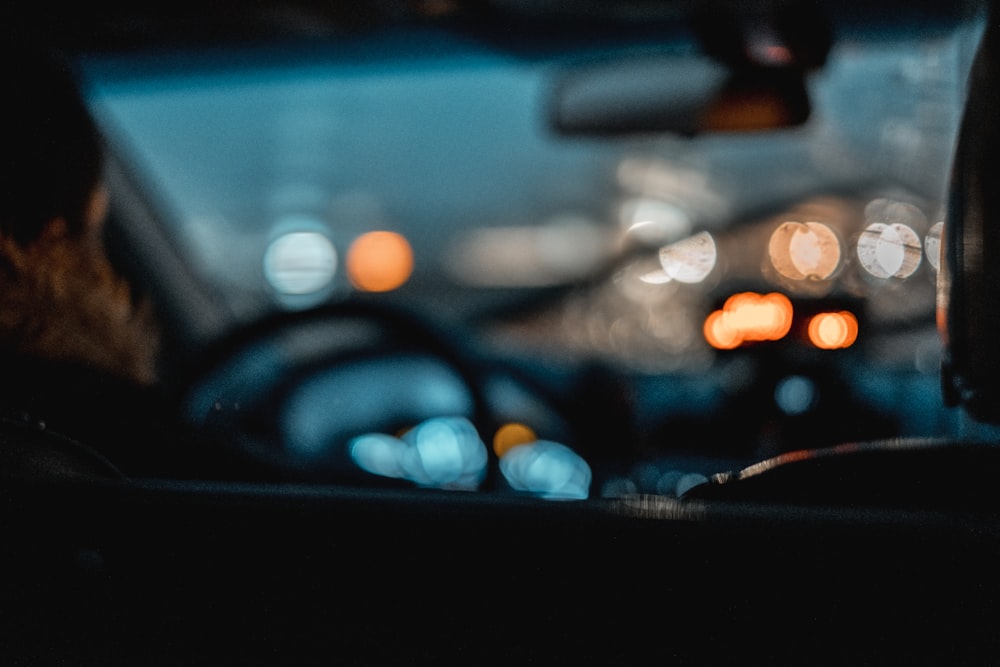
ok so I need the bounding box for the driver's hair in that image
[0,43,159,385]
[0,43,104,246]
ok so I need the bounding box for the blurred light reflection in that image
[856,222,922,279]
[704,311,741,350]
[807,311,859,350]
[346,231,414,292]
[658,231,717,284]
[493,422,537,458]
[403,417,487,489]
[925,221,944,272]
[350,417,487,490]
[768,221,841,281]
[775,375,818,415]
[499,441,591,500]
[704,292,793,350]
[350,433,408,479]
[263,230,337,296]
[638,269,672,285]
[620,198,692,245]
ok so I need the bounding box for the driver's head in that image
[0,43,105,246]
[0,43,159,385]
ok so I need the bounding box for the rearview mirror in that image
[549,1,830,136]
[550,55,811,136]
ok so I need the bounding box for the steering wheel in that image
[172,299,503,485]
[177,300,588,490]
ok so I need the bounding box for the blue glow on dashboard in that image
[499,440,591,500]
[350,416,487,490]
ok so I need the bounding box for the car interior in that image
[2,0,1000,663]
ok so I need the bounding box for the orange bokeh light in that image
[346,231,414,292]
[807,311,859,350]
[493,423,537,458]
[768,221,842,282]
[704,292,793,350]
[704,310,742,350]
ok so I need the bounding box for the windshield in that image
[75,2,997,496]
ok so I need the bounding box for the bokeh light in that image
[704,292,794,349]
[499,440,592,500]
[768,221,841,281]
[638,268,673,285]
[350,416,487,490]
[859,197,927,280]
[346,230,414,292]
[807,311,859,350]
[350,433,408,479]
[620,197,692,245]
[856,222,922,279]
[493,422,537,458]
[704,310,741,350]
[774,375,818,415]
[263,230,338,295]
[925,221,944,272]
[658,231,717,284]
[402,417,488,490]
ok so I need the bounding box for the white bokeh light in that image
[264,230,338,295]
[925,221,944,272]
[620,197,693,245]
[856,222,922,279]
[658,231,717,284]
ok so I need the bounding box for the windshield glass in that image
[76,3,998,496]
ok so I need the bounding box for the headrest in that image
[940,7,1000,423]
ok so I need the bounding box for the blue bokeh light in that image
[350,416,487,490]
[499,441,591,500]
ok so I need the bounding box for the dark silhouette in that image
[0,43,166,475]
